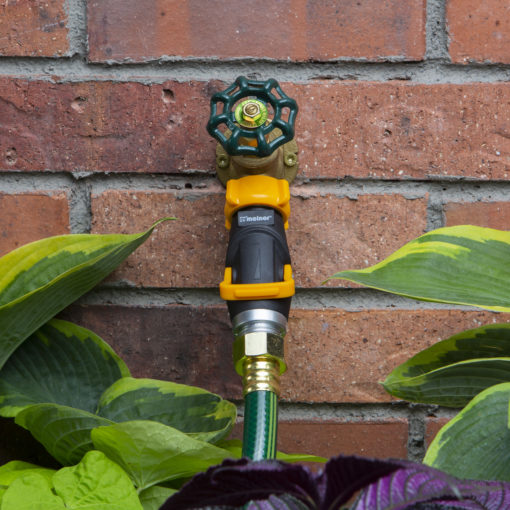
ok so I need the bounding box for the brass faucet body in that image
[214,128,298,186]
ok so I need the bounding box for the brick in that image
[445,202,510,230]
[59,304,242,399]
[447,0,510,64]
[425,417,452,449]
[5,79,510,180]
[229,419,409,459]
[0,79,217,174]
[290,193,427,288]
[87,0,425,62]
[0,0,68,56]
[284,309,510,403]
[60,305,510,404]
[277,420,408,459]
[91,191,426,288]
[91,190,227,288]
[287,82,510,180]
[0,193,69,256]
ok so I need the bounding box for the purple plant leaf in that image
[245,494,312,510]
[449,479,510,509]
[318,455,404,509]
[352,462,510,510]
[160,455,510,510]
[160,458,319,510]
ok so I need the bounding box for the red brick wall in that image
[0,0,505,463]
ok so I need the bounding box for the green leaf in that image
[15,377,236,467]
[139,485,176,510]
[15,404,114,466]
[383,323,510,407]
[0,319,129,417]
[91,420,232,491]
[217,439,327,463]
[97,377,236,444]
[0,461,55,486]
[53,450,142,510]
[1,472,65,510]
[330,225,510,311]
[0,219,172,370]
[424,382,510,480]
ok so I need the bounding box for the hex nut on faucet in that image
[233,332,287,377]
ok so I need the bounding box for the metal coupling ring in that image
[233,331,286,377]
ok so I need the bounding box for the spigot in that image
[207,77,298,460]
[207,76,299,185]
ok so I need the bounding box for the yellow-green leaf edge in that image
[0,218,174,370]
[330,225,510,312]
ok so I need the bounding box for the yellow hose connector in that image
[224,175,291,230]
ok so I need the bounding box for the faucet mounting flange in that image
[214,130,298,186]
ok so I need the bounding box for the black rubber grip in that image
[225,206,292,321]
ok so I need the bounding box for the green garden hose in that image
[242,390,278,460]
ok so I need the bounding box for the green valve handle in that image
[207,76,298,157]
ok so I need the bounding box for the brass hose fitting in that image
[232,310,287,396]
[242,356,281,396]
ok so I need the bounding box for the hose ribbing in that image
[241,356,280,460]
[242,390,278,460]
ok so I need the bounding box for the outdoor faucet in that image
[207,76,298,460]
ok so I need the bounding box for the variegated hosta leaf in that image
[424,382,510,480]
[15,404,114,466]
[91,420,233,491]
[331,225,510,311]
[97,377,236,444]
[383,323,510,407]
[15,377,236,467]
[0,218,172,370]
[0,319,130,417]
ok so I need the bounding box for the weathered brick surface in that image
[0,193,69,256]
[445,202,510,230]
[59,304,242,399]
[5,79,510,179]
[277,420,408,459]
[285,309,510,403]
[447,0,510,64]
[288,82,510,180]
[91,190,426,288]
[425,417,452,450]
[0,80,217,173]
[230,419,409,459]
[290,193,427,287]
[59,304,509,403]
[91,190,227,288]
[0,0,68,56]
[87,0,425,62]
